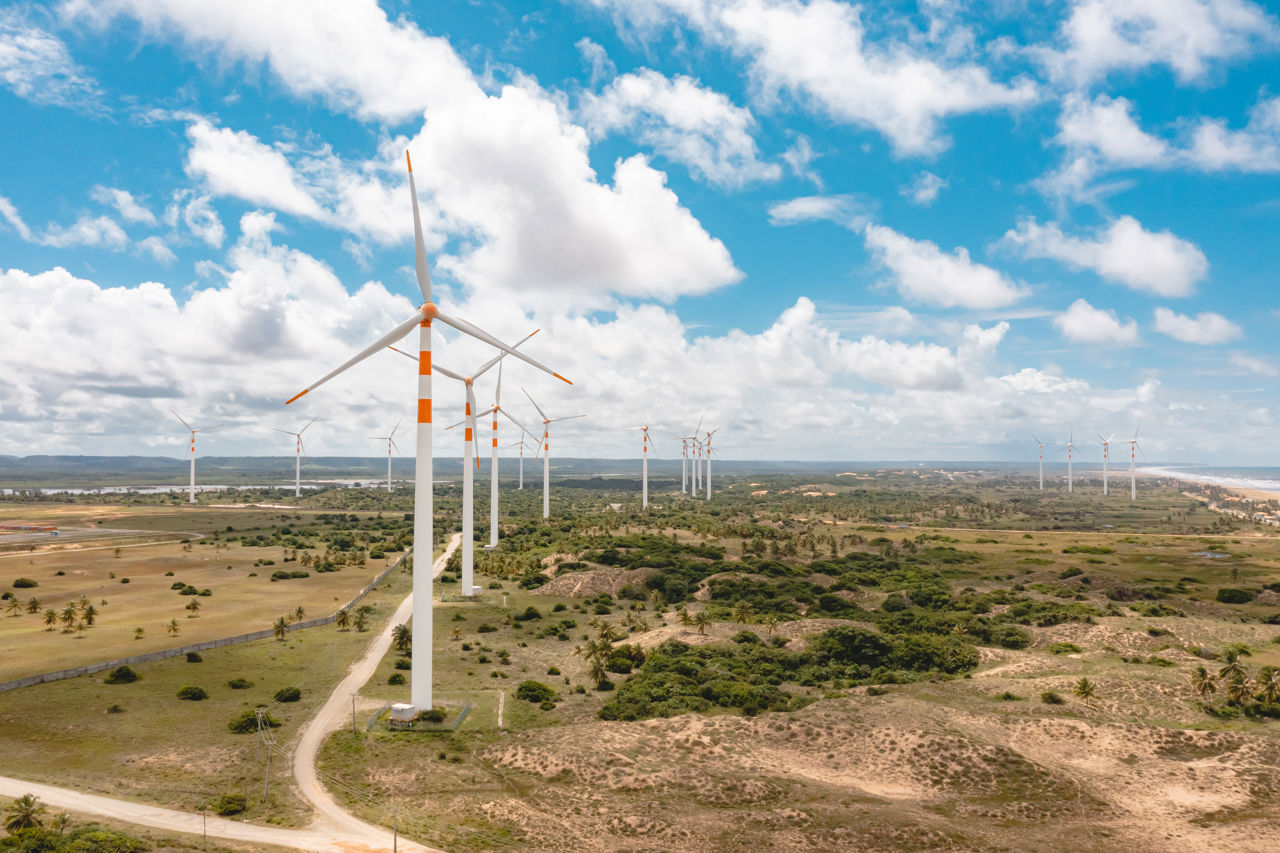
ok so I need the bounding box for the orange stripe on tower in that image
[419,351,430,376]
[492,438,498,447]
[418,399,431,423]
[465,428,473,441]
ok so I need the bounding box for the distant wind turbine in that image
[1098,433,1114,496]
[1031,433,1050,490]
[171,411,223,504]
[703,426,720,501]
[368,421,401,493]
[1064,429,1075,494]
[273,417,317,497]
[634,416,656,509]
[679,437,689,494]
[1125,426,1142,500]
[523,388,586,519]
[283,151,569,714]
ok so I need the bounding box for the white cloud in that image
[181,194,225,248]
[575,37,615,85]
[900,171,947,206]
[40,214,128,249]
[1001,216,1208,298]
[90,186,157,224]
[863,223,1026,309]
[1056,94,1170,168]
[1229,351,1277,376]
[137,235,176,263]
[1039,0,1280,85]
[184,118,325,220]
[0,7,101,109]
[1186,94,1280,171]
[1153,306,1241,344]
[0,193,32,240]
[767,194,869,229]
[583,0,1038,156]
[1053,298,1140,344]
[580,68,780,187]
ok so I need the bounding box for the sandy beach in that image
[1140,467,1280,503]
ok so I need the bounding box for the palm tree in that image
[294,605,306,623]
[77,595,89,614]
[185,599,200,617]
[587,657,608,688]
[1073,677,1096,707]
[60,603,77,631]
[166,618,180,637]
[731,600,754,624]
[1257,668,1280,705]
[273,616,289,640]
[763,614,781,635]
[1226,675,1252,705]
[335,608,351,631]
[692,611,710,635]
[26,597,40,614]
[82,604,97,626]
[6,597,22,617]
[353,611,368,632]
[393,623,412,653]
[450,626,462,641]
[134,627,145,640]
[42,609,57,630]
[1192,666,1217,702]
[1218,650,1247,683]
[677,607,692,627]
[4,793,45,832]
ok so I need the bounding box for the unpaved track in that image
[291,533,461,853]
[0,535,462,853]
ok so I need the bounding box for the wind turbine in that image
[368,421,401,493]
[679,437,689,494]
[171,411,223,504]
[283,150,569,713]
[684,417,703,495]
[480,362,535,549]
[1125,426,1142,500]
[703,426,720,501]
[1064,429,1075,494]
[508,434,536,490]
[273,417,317,497]
[1098,433,1114,496]
[634,417,656,509]
[523,388,586,519]
[1031,433,1050,490]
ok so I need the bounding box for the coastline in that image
[1139,467,1280,503]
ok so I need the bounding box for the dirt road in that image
[291,533,461,853]
[0,535,461,853]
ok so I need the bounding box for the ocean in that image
[1140,466,1280,496]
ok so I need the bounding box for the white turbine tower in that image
[1098,433,1114,496]
[679,437,689,494]
[1064,430,1075,494]
[634,419,656,509]
[522,388,585,519]
[273,417,316,497]
[368,421,401,493]
[480,363,535,549]
[284,150,569,713]
[1031,433,1050,490]
[508,434,535,490]
[703,427,720,501]
[1125,427,1142,500]
[171,411,223,504]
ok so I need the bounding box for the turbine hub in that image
[419,302,439,321]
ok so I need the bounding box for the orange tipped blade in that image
[553,372,572,385]
[285,389,309,405]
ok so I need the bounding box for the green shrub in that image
[119,577,130,583]
[228,708,280,733]
[513,606,542,622]
[227,678,253,689]
[274,686,301,702]
[106,704,124,713]
[1216,588,1255,604]
[186,652,203,662]
[388,673,406,685]
[1059,567,1083,579]
[731,630,761,645]
[547,666,561,675]
[995,691,1024,701]
[418,708,446,723]
[516,680,556,703]
[170,581,187,590]
[865,685,890,696]
[477,623,498,633]
[394,658,412,670]
[1048,642,1082,655]
[1041,691,1065,705]
[12,578,37,588]
[539,700,556,710]
[177,686,208,701]
[211,794,247,816]
[104,665,139,684]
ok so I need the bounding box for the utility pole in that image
[393,806,399,853]
[351,694,358,734]
[255,708,276,802]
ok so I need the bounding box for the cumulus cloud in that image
[1153,307,1241,344]
[579,68,780,188]
[767,194,870,229]
[900,171,947,206]
[1001,216,1208,298]
[582,0,1037,156]
[0,193,32,240]
[1039,0,1280,85]
[39,214,128,249]
[1229,351,1277,376]
[1186,94,1280,171]
[0,6,101,109]
[1053,298,1140,344]
[137,235,176,263]
[183,118,325,220]
[90,186,156,224]
[863,223,1026,309]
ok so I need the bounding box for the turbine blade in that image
[390,420,401,440]
[499,407,530,435]
[475,329,539,380]
[436,311,570,384]
[300,416,318,434]
[495,361,503,405]
[272,427,293,435]
[550,414,587,422]
[387,345,417,362]
[171,410,192,431]
[406,151,431,303]
[522,387,549,421]
[286,311,422,404]
[433,362,466,382]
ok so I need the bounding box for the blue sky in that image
[1,0,1279,463]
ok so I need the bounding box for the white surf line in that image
[0,534,461,853]
[290,533,462,853]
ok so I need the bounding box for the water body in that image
[1140,466,1280,497]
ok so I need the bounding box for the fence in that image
[0,554,407,694]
